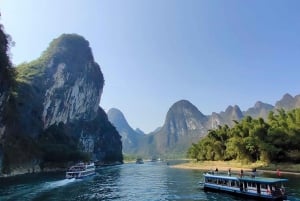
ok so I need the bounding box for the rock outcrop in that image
[275,93,300,111]
[244,101,274,119]
[148,100,208,157]
[0,34,123,175]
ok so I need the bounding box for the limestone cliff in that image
[107,108,143,154]
[243,101,274,119]
[275,93,300,111]
[0,23,16,174]
[150,100,208,156]
[0,34,123,174]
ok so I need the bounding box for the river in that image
[0,161,299,201]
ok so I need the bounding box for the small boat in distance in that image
[202,172,288,200]
[151,156,158,162]
[66,162,95,179]
[136,158,144,164]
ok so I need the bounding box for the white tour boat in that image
[66,162,95,179]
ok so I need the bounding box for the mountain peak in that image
[152,100,208,156]
[17,34,104,127]
[171,99,195,108]
[41,34,94,64]
[224,105,242,115]
[276,93,297,110]
[107,108,125,119]
[244,101,274,119]
[220,105,243,126]
[107,108,142,154]
[282,93,293,100]
[254,101,263,108]
[167,99,206,121]
[107,108,129,130]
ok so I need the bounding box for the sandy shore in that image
[170,161,300,175]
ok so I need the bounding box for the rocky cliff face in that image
[0,34,123,174]
[207,112,223,129]
[219,105,243,126]
[40,35,103,127]
[107,108,143,154]
[150,100,208,156]
[0,23,14,139]
[275,93,300,111]
[0,23,16,173]
[244,101,274,119]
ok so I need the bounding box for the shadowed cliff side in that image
[0,20,17,174]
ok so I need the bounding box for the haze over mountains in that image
[108,93,300,158]
[107,108,144,154]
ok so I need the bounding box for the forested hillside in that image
[188,108,300,163]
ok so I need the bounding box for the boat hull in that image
[66,171,96,179]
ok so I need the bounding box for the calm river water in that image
[0,161,300,201]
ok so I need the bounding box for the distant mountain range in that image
[108,93,300,158]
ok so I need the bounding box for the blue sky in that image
[1,0,300,133]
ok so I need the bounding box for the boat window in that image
[257,184,261,194]
[261,184,267,189]
[244,181,247,189]
[247,182,256,188]
[231,181,235,187]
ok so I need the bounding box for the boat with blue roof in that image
[201,171,288,200]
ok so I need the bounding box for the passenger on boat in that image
[228,168,231,176]
[215,168,218,174]
[277,169,281,177]
[240,169,244,178]
[251,168,256,178]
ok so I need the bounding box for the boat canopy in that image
[204,173,288,184]
[239,177,288,184]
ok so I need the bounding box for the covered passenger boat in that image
[202,172,288,200]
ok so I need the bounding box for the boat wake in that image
[0,178,77,201]
[44,178,76,189]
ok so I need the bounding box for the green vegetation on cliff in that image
[38,123,91,165]
[188,108,300,163]
[0,22,15,85]
[16,34,94,84]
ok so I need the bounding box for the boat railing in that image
[205,170,262,178]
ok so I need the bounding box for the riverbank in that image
[170,160,300,175]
